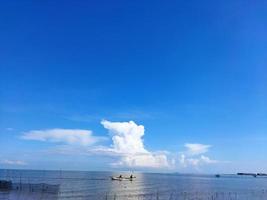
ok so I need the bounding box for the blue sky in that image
[0,0,266,173]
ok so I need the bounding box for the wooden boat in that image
[111,177,122,181]
[124,177,134,181]
[110,176,136,181]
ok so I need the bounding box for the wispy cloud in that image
[0,159,27,166]
[179,155,218,167]
[178,143,219,169]
[21,129,105,146]
[184,143,211,155]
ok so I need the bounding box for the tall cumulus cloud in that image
[97,120,170,168]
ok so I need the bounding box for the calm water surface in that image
[0,170,267,200]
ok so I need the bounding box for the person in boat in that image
[119,175,122,178]
[130,174,133,179]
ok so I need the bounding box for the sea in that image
[0,169,267,200]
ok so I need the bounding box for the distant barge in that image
[257,173,267,176]
[237,173,267,177]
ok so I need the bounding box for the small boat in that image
[111,177,123,181]
[110,176,136,181]
[124,177,135,181]
[215,174,220,178]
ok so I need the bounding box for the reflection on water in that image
[0,170,267,200]
[107,172,145,199]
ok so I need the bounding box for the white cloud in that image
[101,120,146,154]
[178,143,218,168]
[21,129,103,146]
[185,155,218,166]
[179,154,186,166]
[20,121,223,171]
[1,160,27,166]
[184,143,211,155]
[111,152,169,168]
[199,155,218,164]
[98,120,170,168]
